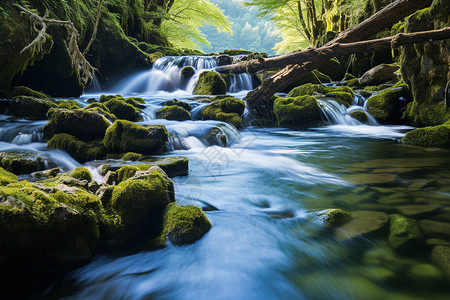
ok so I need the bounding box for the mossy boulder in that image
[388,214,423,250]
[288,83,354,98]
[109,171,170,238]
[366,86,411,124]
[162,203,211,245]
[69,167,92,182]
[180,66,195,81]
[12,86,48,98]
[0,151,45,175]
[121,152,142,161]
[10,96,55,120]
[55,100,82,110]
[161,99,192,111]
[48,133,106,163]
[104,98,141,121]
[43,108,111,141]
[325,92,353,107]
[0,167,17,185]
[156,105,191,121]
[401,125,450,148]
[198,97,245,128]
[193,71,227,95]
[104,120,168,155]
[273,95,322,128]
[309,208,352,226]
[350,111,369,123]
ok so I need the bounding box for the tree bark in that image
[236,0,433,113]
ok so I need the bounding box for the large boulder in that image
[199,97,245,128]
[156,105,191,121]
[401,125,450,148]
[104,98,141,122]
[10,96,55,120]
[162,203,211,245]
[193,71,227,95]
[360,64,400,86]
[161,99,192,111]
[273,95,322,128]
[43,108,111,141]
[103,120,168,155]
[366,85,411,124]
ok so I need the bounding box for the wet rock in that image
[199,97,245,129]
[0,151,45,175]
[54,184,82,195]
[401,125,450,148]
[419,220,450,239]
[388,214,423,250]
[0,195,27,210]
[308,208,351,226]
[161,99,192,111]
[335,211,388,240]
[47,133,106,163]
[216,54,232,66]
[104,120,168,155]
[95,185,114,206]
[162,203,211,245]
[396,205,440,218]
[121,152,142,161]
[10,96,55,120]
[32,167,60,179]
[12,86,48,98]
[131,166,175,203]
[350,110,368,123]
[273,95,322,129]
[288,83,354,98]
[43,108,111,141]
[180,66,195,81]
[156,105,191,121]
[358,203,397,213]
[366,85,411,124]
[193,71,227,95]
[104,98,141,122]
[431,246,450,281]
[359,64,399,86]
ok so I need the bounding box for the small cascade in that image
[109,56,253,95]
[317,93,378,126]
[0,120,46,144]
[86,74,102,93]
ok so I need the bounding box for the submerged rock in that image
[103,120,168,155]
[273,95,322,129]
[156,105,191,121]
[419,220,450,239]
[431,246,450,281]
[388,214,423,250]
[0,151,45,175]
[360,64,399,86]
[335,211,388,240]
[309,208,351,226]
[162,203,211,245]
[401,125,450,148]
[193,71,227,95]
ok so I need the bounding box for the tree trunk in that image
[238,0,433,113]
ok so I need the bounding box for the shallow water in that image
[2,57,450,299]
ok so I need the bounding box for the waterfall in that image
[108,56,253,95]
[317,94,378,126]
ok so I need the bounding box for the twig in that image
[83,0,102,56]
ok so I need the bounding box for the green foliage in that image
[161,0,232,49]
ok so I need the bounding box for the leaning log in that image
[222,0,434,113]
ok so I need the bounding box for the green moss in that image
[115,165,148,183]
[162,203,211,245]
[70,167,92,182]
[110,174,170,238]
[343,73,357,80]
[388,214,423,250]
[350,111,369,123]
[363,86,381,92]
[219,49,252,55]
[55,100,82,110]
[104,99,141,121]
[156,105,191,121]
[401,125,450,148]
[43,108,111,141]
[325,209,351,226]
[366,86,411,124]
[0,151,45,175]
[317,57,341,80]
[12,86,48,98]
[325,92,353,107]
[199,97,245,129]
[274,95,322,128]
[193,71,227,95]
[180,66,195,80]
[48,133,106,163]
[10,96,56,120]
[0,167,17,185]
[162,99,192,111]
[104,120,168,155]
[288,83,354,98]
[347,78,361,88]
[121,152,142,161]
[100,94,125,103]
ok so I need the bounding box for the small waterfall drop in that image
[109,56,253,95]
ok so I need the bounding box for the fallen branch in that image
[13,4,96,85]
[82,0,102,56]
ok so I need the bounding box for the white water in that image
[109,56,253,95]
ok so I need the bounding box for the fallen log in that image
[223,0,434,113]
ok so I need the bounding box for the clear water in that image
[2,58,450,299]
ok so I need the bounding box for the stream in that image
[2,56,450,299]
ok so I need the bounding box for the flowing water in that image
[2,56,450,299]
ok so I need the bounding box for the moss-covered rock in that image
[156,105,191,121]
[325,92,353,107]
[104,120,168,155]
[161,99,192,111]
[310,208,352,226]
[389,214,423,250]
[43,108,111,141]
[0,167,17,185]
[347,78,361,88]
[180,66,195,81]
[366,86,411,124]
[288,83,354,98]
[317,57,341,81]
[121,152,142,161]
[162,203,211,245]
[401,125,450,148]
[273,95,322,128]
[109,172,170,238]
[350,111,369,123]
[48,133,106,163]
[104,98,141,122]
[12,86,48,98]
[198,97,245,128]
[193,71,227,95]
[0,151,45,175]
[55,100,82,110]
[10,96,55,120]
[70,167,92,182]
